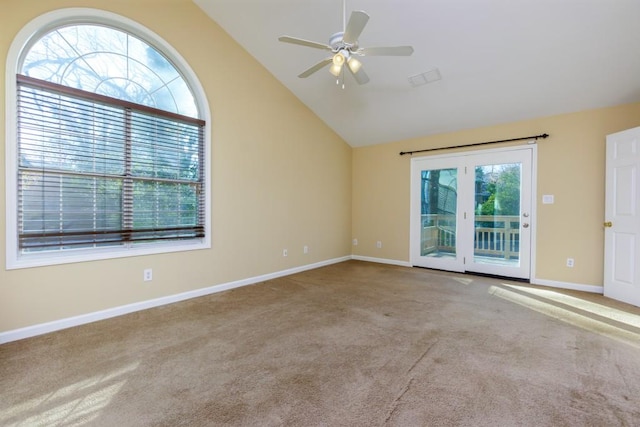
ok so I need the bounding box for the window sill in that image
[6,239,210,270]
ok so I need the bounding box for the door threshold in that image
[412,265,530,283]
[463,271,530,283]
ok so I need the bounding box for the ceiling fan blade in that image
[348,64,370,85]
[359,46,414,56]
[278,36,332,51]
[343,11,369,45]
[298,58,333,78]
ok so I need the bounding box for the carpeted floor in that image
[1,261,640,426]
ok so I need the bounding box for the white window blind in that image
[17,74,205,252]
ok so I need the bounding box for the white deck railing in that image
[420,214,520,259]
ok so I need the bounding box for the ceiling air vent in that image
[408,68,441,87]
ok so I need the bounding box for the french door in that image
[410,147,534,280]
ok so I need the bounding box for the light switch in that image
[542,195,554,204]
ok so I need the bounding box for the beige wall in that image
[353,103,640,286]
[0,0,352,333]
[2,0,639,337]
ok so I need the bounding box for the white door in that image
[604,127,640,307]
[410,157,465,272]
[411,147,533,279]
[464,149,532,279]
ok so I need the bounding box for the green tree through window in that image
[477,164,520,216]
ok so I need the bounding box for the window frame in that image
[5,8,212,269]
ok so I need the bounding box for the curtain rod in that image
[399,133,549,156]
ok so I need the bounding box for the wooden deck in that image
[420,214,520,262]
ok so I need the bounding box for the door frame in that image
[409,144,538,280]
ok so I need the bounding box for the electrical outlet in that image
[143,268,153,281]
[283,249,288,257]
[566,258,574,268]
[303,245,309,254]
[376,241,382,249]
[352,238,358,246]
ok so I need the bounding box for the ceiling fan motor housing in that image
[330,31,358,52]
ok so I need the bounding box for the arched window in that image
[6,9,210,268]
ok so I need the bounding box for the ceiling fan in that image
[278,1,414,86]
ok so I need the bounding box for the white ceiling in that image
[193,0,640,147]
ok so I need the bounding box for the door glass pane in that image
[474,163,521,266]
[420,168,457,258]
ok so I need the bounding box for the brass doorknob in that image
[604,221,613,228]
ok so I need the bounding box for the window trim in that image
[6,8,211,269]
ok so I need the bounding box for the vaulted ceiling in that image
[194,0,640,147]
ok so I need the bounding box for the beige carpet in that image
[1,261,640,426]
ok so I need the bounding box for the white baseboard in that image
[1,257,604,345]
[531,278,604,294]
[0,256,351,344]
[351,255,412,267]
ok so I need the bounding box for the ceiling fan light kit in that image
[347,57,362,74]
[329,63,342,77]
[278,2,414,87]
[333,50,347,66]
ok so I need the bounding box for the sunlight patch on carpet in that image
[488,285,640,349]
[1,362,139,426]
[503,285,640,329]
